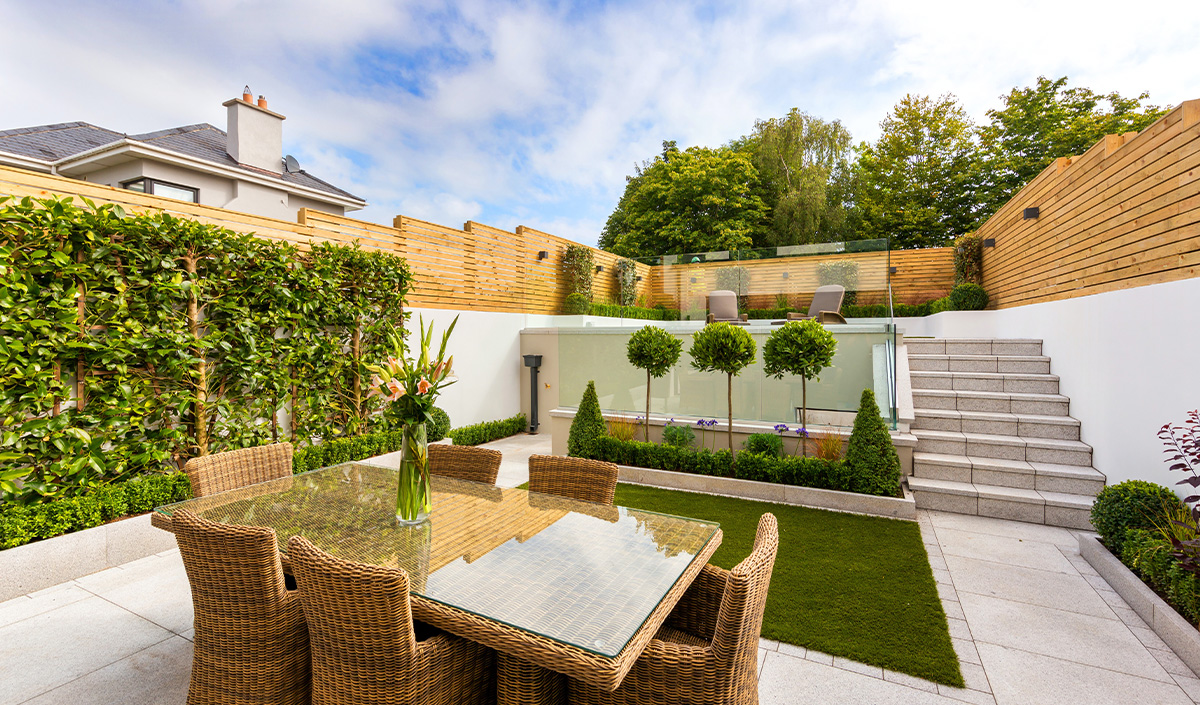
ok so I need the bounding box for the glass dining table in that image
[153,461,723,703]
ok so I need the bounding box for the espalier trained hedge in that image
[0,472,192,550]
[447,413,528,446]
[585,436,899,496]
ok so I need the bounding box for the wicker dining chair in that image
[527,454,619,505]
[568,513,780,705]
[173,510,310,705]
[430,443,503,485]
[184,441,293,498]
[287,535,496,705]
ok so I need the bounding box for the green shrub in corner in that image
[949,283,989,311]
[843,389,901,496]
[447,414,528,446]
[568,381,608,457]
[563,292,591,315]
[744,433,783,458]
[1090,480,1182,556]
[427,407,451,442]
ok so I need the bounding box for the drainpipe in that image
[523,354,543,433]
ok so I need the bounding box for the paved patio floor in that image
[2,433,1198,704]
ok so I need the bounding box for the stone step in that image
[910,370,1060,395]
[912,409,1080,440]
[908,354,1052,375]
[908,476,1094,529]
[912,429,1092,466]
[912,389,1071,416]
[912,452,1106,495]
[905,338,1042,357]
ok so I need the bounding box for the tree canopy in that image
[976,76,1168,218]
[852,94,983,250]
[599,142,768,258]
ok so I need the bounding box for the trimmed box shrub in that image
[949,283,989,311]
[568,381,607,457]
[744,433,783,458]
[1090,480,1182,555]
[446,413,528,446]
[844,389,901,497]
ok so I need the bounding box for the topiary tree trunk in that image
[688,323,757,456]
[626,326,683,442]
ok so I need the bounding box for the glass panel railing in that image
[555,322,897,429]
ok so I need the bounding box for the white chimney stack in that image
[223,90,285,173]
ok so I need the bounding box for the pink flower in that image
[386,379,405,401]
[417,377,432,394]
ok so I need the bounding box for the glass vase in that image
[396,422,431,525]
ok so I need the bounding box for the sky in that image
[1,0,1197,247]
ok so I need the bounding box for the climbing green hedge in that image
[447,414,528,446]
[0,473,192,550]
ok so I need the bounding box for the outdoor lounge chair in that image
[173,510,310,705]
[782,284,847,324]
[567,513,779,705]
[528,454,619,505]
[183,441,293,498]
[287,535,495,705]
[705,290,749,325]
[429,443,502,485]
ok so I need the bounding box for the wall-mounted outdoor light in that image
[983,238,996,248]
[781,272,789,279]
[595,265,604,273]
[889,266,898,275]
[537,250,549,260]
[1023,207,1040,220]
[689,277,697,283]
[635,276,642,282]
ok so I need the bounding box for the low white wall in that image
[895,277,1200,488]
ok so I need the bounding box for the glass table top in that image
[156,462,720,658]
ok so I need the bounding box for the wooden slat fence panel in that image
[979,99,1200,308]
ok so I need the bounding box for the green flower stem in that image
[396,423,430,522]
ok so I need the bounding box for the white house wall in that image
[894,276,1200,489]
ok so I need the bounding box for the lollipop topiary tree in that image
[689,322,757,455]
[763,319,837,456]
[627,326,683,441]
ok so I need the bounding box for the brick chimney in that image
[222,89,285,173]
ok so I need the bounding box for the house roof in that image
[0,121,363,203]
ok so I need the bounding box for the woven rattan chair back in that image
[712,513,779,700]
[430,443,502,485]
[173,510,310,705]
[288,535,423,705]
[184,442,293,498]
[527,454,619,505]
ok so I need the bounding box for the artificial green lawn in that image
[613,483,963,687]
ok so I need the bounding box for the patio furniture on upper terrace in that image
[569,512,779,705]
[782,285,847,324]
[288,535,495,705]
[528,454,620,505]
[183,442,294,498]
[705,290,749,325]
[430,443,503,485]
[173,509,310,705]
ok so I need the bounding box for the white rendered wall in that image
[894,277,1200,488]
[405,308,560,429]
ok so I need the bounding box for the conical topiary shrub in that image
[844,389,901,496]
[568,380,607,457]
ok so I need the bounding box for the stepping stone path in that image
[906,338,1103,529]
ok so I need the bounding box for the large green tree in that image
[977,76,1168,219]
[599,142,768,258]
[749,109,856,246]
[852,94,983,249]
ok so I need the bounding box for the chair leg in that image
[497,653,566,705]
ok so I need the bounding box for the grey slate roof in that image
[0,121,363,203]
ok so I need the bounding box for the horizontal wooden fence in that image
[978,99,1200,308]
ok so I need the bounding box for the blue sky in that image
[1,0,1197,246]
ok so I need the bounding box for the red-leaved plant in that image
[1160,410,1200,573]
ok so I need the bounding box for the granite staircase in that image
[905,338,1104,530]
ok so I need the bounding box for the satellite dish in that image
[283,155,300,173]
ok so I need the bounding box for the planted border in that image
[448,413,529,446]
